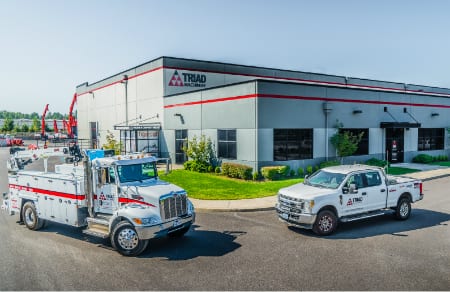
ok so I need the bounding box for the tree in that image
[1,118,14,133]
[102,130,121,154]
[330,127,364,164]
[21,124,30,133]
[183,135,216,172]
[31,117,40,133]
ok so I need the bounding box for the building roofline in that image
[77,55,450,96]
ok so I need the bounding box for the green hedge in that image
[183,160,210,172]
[365,158,389,167]
[221,162,253,180]
[261,165,290,180]
[412,154,434,164]
[412,154,448,163]
[319,160,340,169]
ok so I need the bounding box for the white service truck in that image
[2,147,195,256]
[276,165,424,235]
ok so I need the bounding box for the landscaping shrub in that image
[261,165,290,180]
[208,165,214,173]
[290,169,295,177]
[184,160,209,172]
[252,171,259,181]
[306,165,313,176]
[319,160,340,169]
[221,162,253,180]
[365,158,389,167]
[412,154,434,164]
[297,167,304,178]
[215,166,221,174]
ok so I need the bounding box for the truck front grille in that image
[160,193,187,221]
[278,194,305,214]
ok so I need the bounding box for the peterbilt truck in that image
[3,147,195,256]
[276,164,423,235]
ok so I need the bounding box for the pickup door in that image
[341,170,387,215]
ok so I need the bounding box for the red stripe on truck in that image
[8,184,86,201]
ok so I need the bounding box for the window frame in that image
[217,129,237,159]
[273,128,313,161]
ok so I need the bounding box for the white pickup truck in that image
[276,164,424,235]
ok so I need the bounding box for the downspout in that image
[255,81,258,172]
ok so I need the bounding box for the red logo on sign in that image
[168,70,184,87]
[347,199,353,206]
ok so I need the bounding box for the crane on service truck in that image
[3,148,195,256]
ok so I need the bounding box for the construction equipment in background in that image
[68,93,77,138]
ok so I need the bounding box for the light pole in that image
[323,102,333,161]
[121,75,129,126]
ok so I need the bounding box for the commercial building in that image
[76,56,450,170]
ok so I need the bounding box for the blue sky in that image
[1,0,450,114]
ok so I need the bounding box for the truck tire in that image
[167,224,191,238]
[111,221,149,256]
[395,197,411,220]
[22,201,45,231]
[312,210,337,236]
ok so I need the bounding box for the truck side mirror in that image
[349,183,358,194]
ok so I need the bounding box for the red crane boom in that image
[68,93,77,138]
[41,104,49,137]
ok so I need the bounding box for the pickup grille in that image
[278,194,305,214]
[160,193,187,221]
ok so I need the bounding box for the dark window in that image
[418,128,444,151]
[175,130,188,164]
[339,128,369,155]
[218,129,237,159]
[274,129,313,161]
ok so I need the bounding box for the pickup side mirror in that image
[342,183,358,194]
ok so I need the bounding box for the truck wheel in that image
[312,210,337,236]
[395,197,411,220]
[22,202,44,231]
[168,224,191,238]
[111,221,149,256]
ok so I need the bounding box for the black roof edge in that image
[78,55,450,94]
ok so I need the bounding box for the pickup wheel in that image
[395,197,411,220]
[22,201,44,231]
[312,210,337,236]
[111,221,149,256]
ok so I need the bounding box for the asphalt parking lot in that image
[0,147,449,290]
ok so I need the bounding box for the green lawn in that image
[385,167,421,175]
[160,170,303,200]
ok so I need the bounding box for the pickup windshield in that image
[117,162,157,183]
[305,170,346,189]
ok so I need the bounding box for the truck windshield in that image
[117,162,157,183]
[306,170,346,189]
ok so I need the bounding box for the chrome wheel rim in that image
[24,208,35,227]
[400,202,409,217]
[319,215,333,232]
[117,228,139,250]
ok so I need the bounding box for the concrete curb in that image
[194,206,275,213]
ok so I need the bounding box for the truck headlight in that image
[303,200,315,213]
[132,217,160,225]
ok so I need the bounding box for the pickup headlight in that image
[132,216,160,225]
[303,200,315,213]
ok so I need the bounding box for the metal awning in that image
[380,122,421,128]
[114,122,161,131]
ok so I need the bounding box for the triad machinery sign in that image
[168,70,207,88]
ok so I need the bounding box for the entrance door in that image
[175,130,187,164]
[386,128,404,163]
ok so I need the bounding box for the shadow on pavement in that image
[139,225,244,260]
[38,223,243,259]
[288,209,450,239]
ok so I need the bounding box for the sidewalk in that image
[191,166,450,213]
